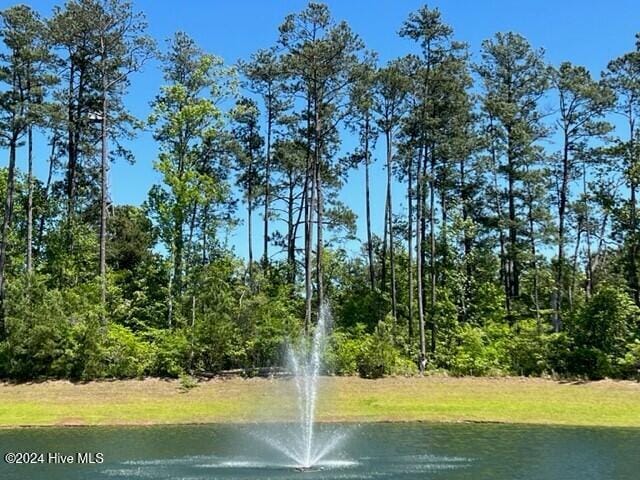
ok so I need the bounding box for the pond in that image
[0,422,638,479]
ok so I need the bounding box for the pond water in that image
[0,422,638,479]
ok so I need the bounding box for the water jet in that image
[256,303,348,470]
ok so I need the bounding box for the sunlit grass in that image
[0,376,638,428]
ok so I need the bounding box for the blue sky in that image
[2,0,639,259]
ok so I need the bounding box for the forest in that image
[0,0,639,381]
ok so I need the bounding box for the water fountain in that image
[255,303,348,470]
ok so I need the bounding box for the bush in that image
[234,288,299,368]
[102,324,153,378]
[449,323,509,376]
[508,320,549,376]
[326,325,367,375]
[195,313,245,372]
[0,276,92,379]
[615,340,640,379]
[545,332,572,376]
[178,373,199,391]
[148,328,191,377]
[573,285,639,358]
[326,320,417,378]
[568,347,611,380]
[356,319,416,378]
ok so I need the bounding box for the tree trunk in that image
[316,154,324,311]
[381,192,388,291]
[460,157,471,323]
[201,204,209,265]
[385,130,397,322]
[629,117,639,305]
[490,120,510,317]
[66,64,76,219]
[26,126,34,275]
[263,96,272,267]
[315,99,324,313]
[365,116,375,290]
[247,168,254,282]
[570,226,582,310]
[526,172,540,332]
[99,64,109,324]
[304,94,313,332]
[420,145,428,325]
[407,149,414,339]
[287,169,296,284]
[167,266,173,328]
[67,64,85,222]
[555,130,570,330]
[506,131,518,318]
[416,145,426,374]
[429,148,436,354]
[0,140,18,333]
[173,125,187,300]
[173,216,184,298]
[440,177,448,303]
[36,135,57,258]
[507,166,518,299]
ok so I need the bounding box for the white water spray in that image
[257,303,347,469]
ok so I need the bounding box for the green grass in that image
[1,376,639,428]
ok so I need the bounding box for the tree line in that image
[0,0,639,380]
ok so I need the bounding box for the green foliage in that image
[327,319,417,378]
[178,373,198,391]
[573,285,639,357]
[0,275,73,378]
[357,319,406,378]
[508,320,552,376]
[326,325,367,375]
[448,323,509,376]
[0,276,109,379]
[235,286,299,368]
[615,340,640,379]
[561,284,640,379]
[567,347,611,380]
[2,1,640,386]
[102,324,153,378]
[1,276,154,380]
[194,312,245,372]
[467,281,506,325]
[147,328,190,377]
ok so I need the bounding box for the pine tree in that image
[278,2,364,329]
[477,32,550,322]
[241,48,289,269]
[0,5,55,328]
[148,32,235,326]
[553,62,613,320]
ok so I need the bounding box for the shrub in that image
[508,320,549,376]
[326,325,368,375]
[102,324,153,378]
[326,320,416,378]
[235,288,299,368]
[450,323,509,376]
[195,313,246,372]
[615,340,640,379]
[178,373,199,391]
[567,347,611,380]
[356,319,416,378]
[148,328,191,377]
[573,285,639,358]
[545,332,572,376]
[0,275,92,379]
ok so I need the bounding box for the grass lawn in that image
[0,376,639,428]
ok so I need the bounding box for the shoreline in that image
[1,376,639,429]
[3,418,640,431]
